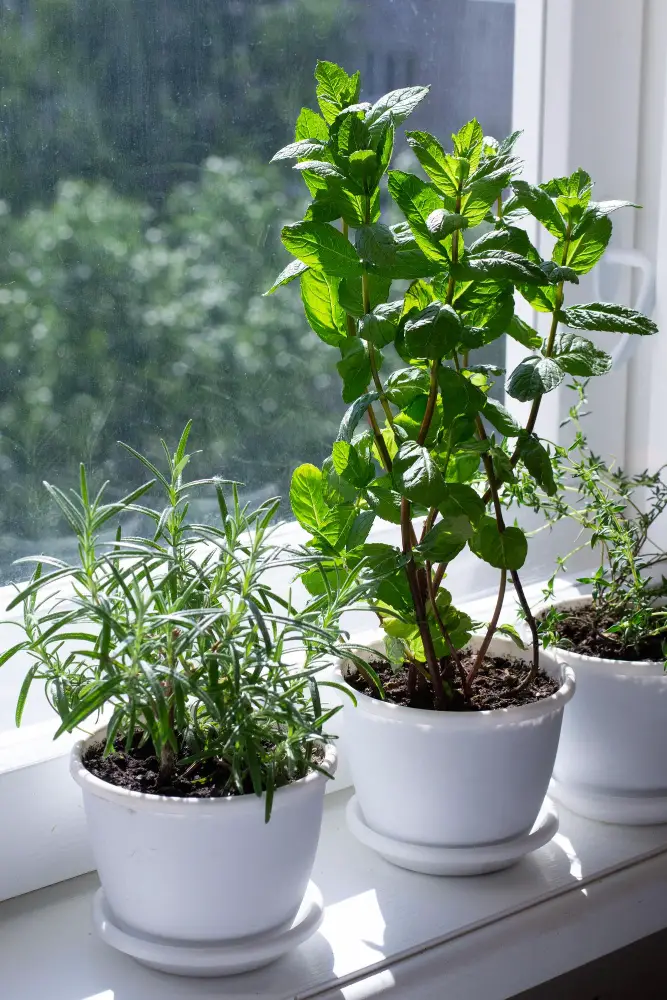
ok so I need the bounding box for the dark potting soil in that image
[347,650,559,711]
[541,602,667,662]
[83,735,323,797]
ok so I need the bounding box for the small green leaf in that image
[438,483,485,525]
[416,515,472,562]
[346,509,376,550]
[506,356,564,402]
[271,139,327,162]
[552,332,612,376]
[511,180,566,237]
[337,338,372,403]
[290,464,354,549]
[315,60,361,124]
[405,130,453,193]
[300,270,346,346]
[540,260,579,285]
[355,223,397,266]
[483,397,520,436]
[385,366,430,408]
[281,221,362,277]
[452,119,484,168]
[490,445,516,485]
[293,160,345,180]
[470,516,527,570]
[365,476,403,524]
[507,315,542,348]
[454,250,547,285]
[337,391,380,442]
[404,302,462,359]
[518,283,557,314]
[265,258,309,295]
[349,149,379,186]
[295,107,329,142]
[332,441,375,488]
[496,624,527,650]
[571,199,637,238]
[359,301,403,347]
[387,170,446,262]
[517,431,556,495]
[392,442,445,505]
[438,367,486,423]
[426,210,469,239]
[561,302,658,336]
[554,215,611,274]
[365,86,430,138]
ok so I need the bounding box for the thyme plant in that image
[3,424,360,816]
[529,387,667,659]
[267,61,657,706]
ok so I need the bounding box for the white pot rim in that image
[70,728,337,814]
[537,595,666,677]
[335,633,575,728]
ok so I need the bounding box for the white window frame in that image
[0,0,663,903]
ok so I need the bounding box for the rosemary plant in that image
[267,61,657,706]
[3,424,361,817]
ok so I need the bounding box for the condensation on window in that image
[0,0,514,581]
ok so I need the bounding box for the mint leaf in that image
[281,221,362,277]
[470,516,527,570]
[552,332,612,376]
[483,397,520,436]
[511,179,566,237]
[300,270,346,347]
[264,258,309,295]
[404,302,462,359]
[365,86,430,138]
[392,442,444,505]
[517,432,556,495]
[561,302,658,336]
[506,356,564,402]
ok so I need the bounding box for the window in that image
[1,0,664,905]
[0,0,514,586]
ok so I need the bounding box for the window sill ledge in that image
[2,786,667,1000]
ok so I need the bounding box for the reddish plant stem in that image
[401,497,445,705]
[425,561,467,691]
[475,413,540,684]
[467,568,506,692]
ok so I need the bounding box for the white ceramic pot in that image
[71,732,336,942]
[539,595,667,824]
[336,633,574,848]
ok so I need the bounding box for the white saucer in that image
[549,777,667,826]
[92,882,324,977]
[346,795,559,876]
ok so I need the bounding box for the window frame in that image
[0,0,661,903]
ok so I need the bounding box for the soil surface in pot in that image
[347,649,558,711]
[83,735,324,797]
[540,603,667,661]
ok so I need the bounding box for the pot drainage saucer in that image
[346,795,559,876]
[549,777,667,826]
[92,882,324,977]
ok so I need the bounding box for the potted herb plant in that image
[3,425,357,975]
[267,62,656,870]
[527,391,667,824]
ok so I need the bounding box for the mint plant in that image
[2,424,360,817]
[267,61,657,707]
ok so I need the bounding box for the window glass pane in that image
[0,0,514,582]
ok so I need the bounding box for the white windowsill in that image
[1,786,667,1000]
